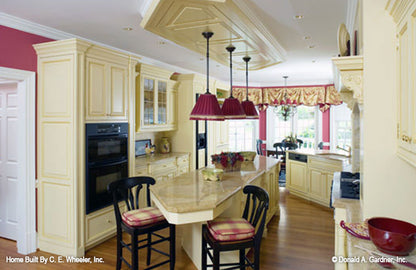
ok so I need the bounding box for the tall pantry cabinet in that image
[34,38,138,256]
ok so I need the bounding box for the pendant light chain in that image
[227,46,236,98]
[243,56,251,101]
[189,31,225,121]
[203,31,213,94]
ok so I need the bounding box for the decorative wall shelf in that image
[332,56,364,109]
[140,0,286,70]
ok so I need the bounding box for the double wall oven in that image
[86,123,128,214]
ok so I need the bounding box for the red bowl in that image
[368,217,416,256]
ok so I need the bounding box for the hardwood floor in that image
[0,188,334,269]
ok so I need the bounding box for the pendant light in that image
[241,56,259,119]
[275,76,297,121]
[221,45,246,119]
[190,32,224,121]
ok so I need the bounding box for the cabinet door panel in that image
[309,168,323,199]
[86,59,106,118]
[157,81,167,124]
[143,78,155,125]
[288,162,307,192]
[109,65,127,118]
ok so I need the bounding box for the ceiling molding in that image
[0,12,72,40]
[346,0,358,34]
[0,12,211,79]
[232,0,287,58]
[141,0,286,70]
[386,0,415,23]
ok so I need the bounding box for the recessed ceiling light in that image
[303,36,311,40]
[294,15,304,20]
[123,27,133,31]
[308,45,316,49]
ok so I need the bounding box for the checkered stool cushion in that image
[207,218,255,242]
[122,207,165,227]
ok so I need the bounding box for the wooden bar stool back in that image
[201,185,269,270]
[108,176,175,270]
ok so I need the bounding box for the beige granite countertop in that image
[332,173,416,269]
[287,148,350,160]
[135,152,189,166]
[287,149,351,171]
[150,156,279,213]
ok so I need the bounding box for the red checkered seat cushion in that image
[207,218,255,242]
[122,207,165,227]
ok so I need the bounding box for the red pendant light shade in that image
[189,32,224,121]
[189,93,224,121]
[242,56,259,119]
[242,100,259,119]
[222,45,246,119]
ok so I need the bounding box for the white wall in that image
[362,0,416,224]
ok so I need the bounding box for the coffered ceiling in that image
[141,0,286,70]
[0,0,348,86]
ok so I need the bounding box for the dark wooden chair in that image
[107,176,175,270]
[274,139,302,171]
[256,139,263,155]
[201,185,269,270]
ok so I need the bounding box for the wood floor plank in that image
[0,188,334,269]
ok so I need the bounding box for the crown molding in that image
[386,0,415,23]
[141,0,286,70]
[232,0,287,59]
[0,12,72,40]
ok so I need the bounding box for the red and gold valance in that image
[232,85,342,112]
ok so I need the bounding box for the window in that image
[296,106,317,149]
[330,103,352,150]
[267,106,321,150]
[228,120,258,152]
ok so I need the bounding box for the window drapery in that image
[232,85,342,112]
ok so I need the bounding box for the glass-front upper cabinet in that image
[136,64,176,132]
[157,81,167,125]
[144,78,154,125]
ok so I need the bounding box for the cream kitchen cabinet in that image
[286,151,346,207]
[307,167,334,206]
[136,64,176,132]
[388,1,416,167]
[85,55,128,121]
[265,164,280,223]
[134,153,190,180]
[85,203,126,249]
[34,38,138,256]
[286,159,308,195]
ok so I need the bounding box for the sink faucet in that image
[336,145,351,157]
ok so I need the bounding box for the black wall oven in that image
[86,123,128,214]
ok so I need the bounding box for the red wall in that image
[0,25,54,71]
[322,109,330,149]
[1,25,54,231]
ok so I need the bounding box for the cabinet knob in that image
[402,135,411,143]
[106,219,111,223]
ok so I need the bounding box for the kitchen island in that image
[149,155,280,270]
[286,149,351,207]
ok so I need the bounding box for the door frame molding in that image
[0,67,36,254]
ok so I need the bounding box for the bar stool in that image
[108,176,175,270]
[201,185,269,270]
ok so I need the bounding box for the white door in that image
[0,83,19,240]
